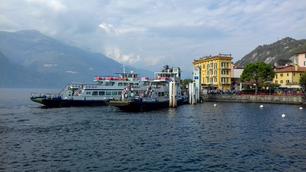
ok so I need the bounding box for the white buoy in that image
[213,103,217,107]
[260,105,264,108]
[282,114,286,118]
[299,107,303,110]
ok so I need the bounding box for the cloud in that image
[1,0,306,72]
[26,0,67,12]
[105,47,141,65]
[98,23,116,34]
[98,22,146,35]
[143,58,161,67]
[0,14,18,31]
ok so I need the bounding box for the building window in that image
[280,74,283,77]
[92,91,98,96]
[287,73,289,76]
[286,80,289,84]
[86,92,91,95]
[280,80,283,83]
[99,91,105,95]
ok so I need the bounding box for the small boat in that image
[31,72,149,107]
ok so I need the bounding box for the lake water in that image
[0,88,306,171]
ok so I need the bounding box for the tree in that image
[181,79,193,89]
[240,62,275,94]
[300,73,306,94]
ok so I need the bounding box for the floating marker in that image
[213,104,217,107]
[260,105,264,108]
[282,114,286,118]
[299,107,303,110]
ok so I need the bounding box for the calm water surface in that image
[0,88,306,171]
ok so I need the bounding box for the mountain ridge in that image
[235,37,306,67]
[0,30,151,88]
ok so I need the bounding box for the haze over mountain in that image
[0,30,151,88]
[235,37,306,67]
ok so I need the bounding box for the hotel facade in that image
[193,54,233,91]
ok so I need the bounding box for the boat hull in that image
[109,98,187,112]
[31,96,108,108]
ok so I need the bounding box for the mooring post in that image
[169,81,177,108]
[169,81,173,107]
[173,81,177,107]
[189,82,197,104]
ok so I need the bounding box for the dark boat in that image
[109,97,188,112]
[30,94,108,108]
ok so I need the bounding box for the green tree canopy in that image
[300,73,306,93]
[181,79,193,89]
[241,62,275,94]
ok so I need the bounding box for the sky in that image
[1,0,306,73]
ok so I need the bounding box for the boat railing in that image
[64,83,99,90]
[31,92,61,99]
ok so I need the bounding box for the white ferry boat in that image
[109,66,188,111]
[31,72,149,107]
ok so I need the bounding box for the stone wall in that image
[202,94,304,105]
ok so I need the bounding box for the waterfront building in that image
[273,65,306,88]
[231,67,244,91]
[193,54,233,90]
[192,66,201,101]
[290,52,306,67]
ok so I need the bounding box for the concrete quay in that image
[202,94,304,105]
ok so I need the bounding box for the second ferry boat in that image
[109,66,189,111]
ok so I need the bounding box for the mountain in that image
[235,37,306,67]
[0,51,60,88]
[0,30,151,88]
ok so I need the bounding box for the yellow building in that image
[273,65,306,88]
[193,54,233,90]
